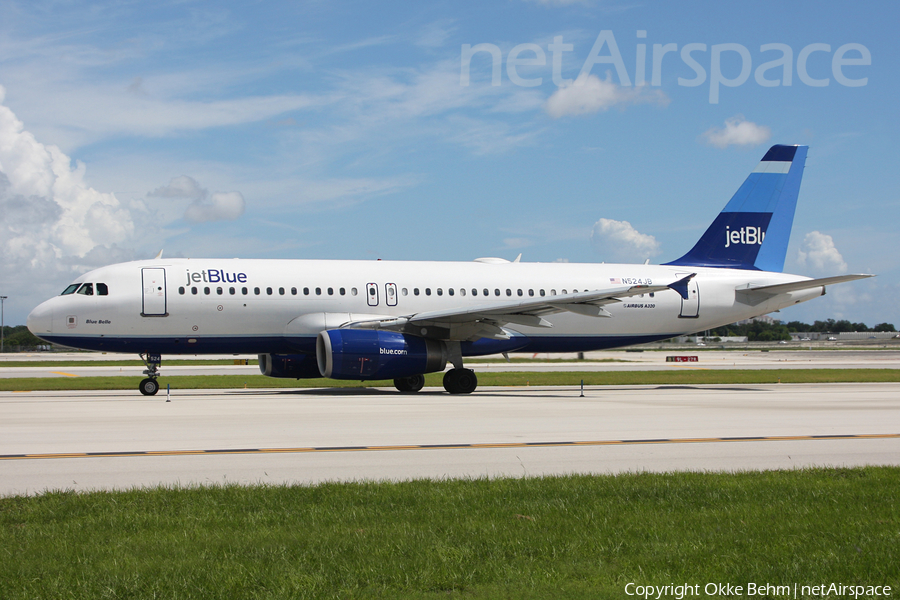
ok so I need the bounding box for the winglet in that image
[668,273,696,300]
[154,249,164,259]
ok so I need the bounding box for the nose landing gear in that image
[139,353,161,395]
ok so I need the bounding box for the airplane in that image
[27,144,871,396]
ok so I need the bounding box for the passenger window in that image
[401,288,407,296]
[506,289,512,296]
[77,283,94,295]
[230,287,236,295]
[494,289,500,296]
[414,288,420,296]
[97,283,109,296]
[291,287,297,295]
[447,288,453,296]
[254,287,261,295]
[517,289,523,296]
[351,288,358,296]
[316,288,322,295]
[242,287,248,295]
[472,288,477,296]
[340,288,346,296]
[217,287,223,295]
[551,289,556,295]
[562,289,567,294]
[460,288,465,296]
[528,289,534,297]
[192,287,198,295]
[485,289,490,296]
[436,288,442,296]
[266,287,273,295]
[425,288,431,296]
[279,287,285,295]
[204,287,210,295]
[328,288,334,295]
[540,289,545,296]
[61,284,80,295]
[304,287,310,295]
[179,287,185,295]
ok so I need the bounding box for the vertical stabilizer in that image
[665,145,807,272]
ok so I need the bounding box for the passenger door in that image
[141,268,168,316]
[676,273,699,318]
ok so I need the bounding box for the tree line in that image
[709,319,896,342]
[0,326,48,351]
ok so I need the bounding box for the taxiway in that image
[2,382,898,496]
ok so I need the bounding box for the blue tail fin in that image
[665,144,807,272]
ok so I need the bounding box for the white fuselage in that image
[27,257,822,356]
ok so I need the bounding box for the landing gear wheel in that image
[443,368,477,394]
[394,374,426,393]
[139,378,160,396]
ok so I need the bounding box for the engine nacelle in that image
[258,353,323,379]
[316,329,446,380]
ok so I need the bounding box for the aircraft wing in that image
[343,274,696,339]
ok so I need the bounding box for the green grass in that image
[2,369,899,391]
[1,468,898,599]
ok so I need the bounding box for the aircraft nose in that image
[27,301,53,336]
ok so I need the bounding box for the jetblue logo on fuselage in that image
[185,269,248,285]
[724,226,765,248]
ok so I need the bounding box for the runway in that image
[2,383,899,496]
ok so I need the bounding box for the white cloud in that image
[0,86,143,310]
[149,175,245,223]
[150,175,206,200]
[544,74,668,119]
[702,116,771,148]
[590,218,660,262]
[797,231,848,275]
[184,191,246,223]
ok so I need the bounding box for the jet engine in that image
[316,329,446,380]
[258,353,323,379]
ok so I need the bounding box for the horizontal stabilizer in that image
[735,274,873,305]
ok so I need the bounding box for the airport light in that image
[0,296,6,354]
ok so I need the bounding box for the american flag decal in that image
[610,277,621,284]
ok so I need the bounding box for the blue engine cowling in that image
[316,329,446,380]
[259,353,323,379]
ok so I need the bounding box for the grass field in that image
[1,468,897,599]
[1,368,899,392]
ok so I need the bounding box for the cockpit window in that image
[76,283,94,296]
[61,284,80,295]
[97,283,109,296]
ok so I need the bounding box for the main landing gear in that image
[391,369,478,394]
[392,343,478,394]
[139,353,161,396]
[394,374,425,393]
[442,368,477,394]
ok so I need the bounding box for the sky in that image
[0,0,897,327]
